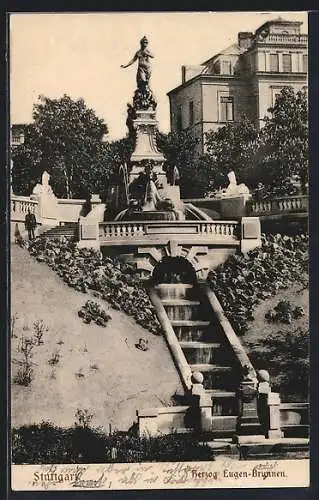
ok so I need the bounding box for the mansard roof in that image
[201,43,243,66]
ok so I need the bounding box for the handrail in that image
[205,286,257,382]
[148,286,193,391]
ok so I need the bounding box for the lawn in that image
[11,244,182,432]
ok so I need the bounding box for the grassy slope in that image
[11,245,182,432]
[243,281,309,354]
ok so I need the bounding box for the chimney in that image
[238,32,253,50]
[182,66,186,83]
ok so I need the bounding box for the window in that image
[282,54,292,72]
[221,60,232,75]
[273,93,281,106]
[269,53,279,72]
[220,96,234,122]
[176,106,182,131]
[189,101,194,126]
[303,54,308,72]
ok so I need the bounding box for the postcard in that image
[9,11,309,491]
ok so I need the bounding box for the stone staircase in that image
[154,282,243,438]
[38,222,78,240]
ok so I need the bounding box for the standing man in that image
[25,209,36,240]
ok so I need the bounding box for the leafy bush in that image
[265,300,305,324]
[12,423,214,464]
[207,233,308,335]
[249,328,309,401]
[26,237,161,335]
[78,300,111,327]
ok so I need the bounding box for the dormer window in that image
[221,60,232,75]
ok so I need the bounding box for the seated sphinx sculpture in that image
[215,171,251,199]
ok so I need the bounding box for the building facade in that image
[168,18,308,154]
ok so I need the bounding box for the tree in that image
[203,116,260,191]
[12,95,109,198]
[259,87,308,195]
[251,327,309,401]
[157,131,207,198]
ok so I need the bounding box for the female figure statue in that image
[121,36,154,92]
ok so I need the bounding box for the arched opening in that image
[152,256,197,285]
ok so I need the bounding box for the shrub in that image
[12,423,214,464]
[265,300,305,324]
[207,233,308,335]
[14,334,36,386]
[78,300,111,327]
[74,408,95,428]
[13,364,33,387]
[48,350,61,366]
[32,319,48,345]
[249,327,309,401]
[26,237,161,335]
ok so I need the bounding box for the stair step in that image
[190,364,232,373]
[179,341,220,349]
[171,320,210,327]
[162,300,200,306]
[206,390,236,398]
[212,415,238,437]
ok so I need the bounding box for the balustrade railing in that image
[11,195,38,219]
[249,195,308,216]
[99,220,239,241]
[258,34,308,45]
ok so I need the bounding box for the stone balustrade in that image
[249,195,308,216]
[99,220,239,243]
[11,195,39,221]
[258,34,308,45]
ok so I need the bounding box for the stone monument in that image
[31,171,58,226]
[215,171,251,202]
[121,36,178,210]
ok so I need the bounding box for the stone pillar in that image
[199,393,213,432]
[236,379,264,438]
[257,369,271,437]
[267,392,283,439]
[291,52,299,73]
[278,52,283,72]
[265,52,270,72]
[240,217,262,253]
[77,216,100,250]
[191,373,212,433]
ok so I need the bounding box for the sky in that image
[10,11,308,141]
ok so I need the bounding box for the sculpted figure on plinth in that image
[121,36,157,111]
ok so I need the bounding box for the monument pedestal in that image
[129,109,166,187]
[236,380,264,438]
